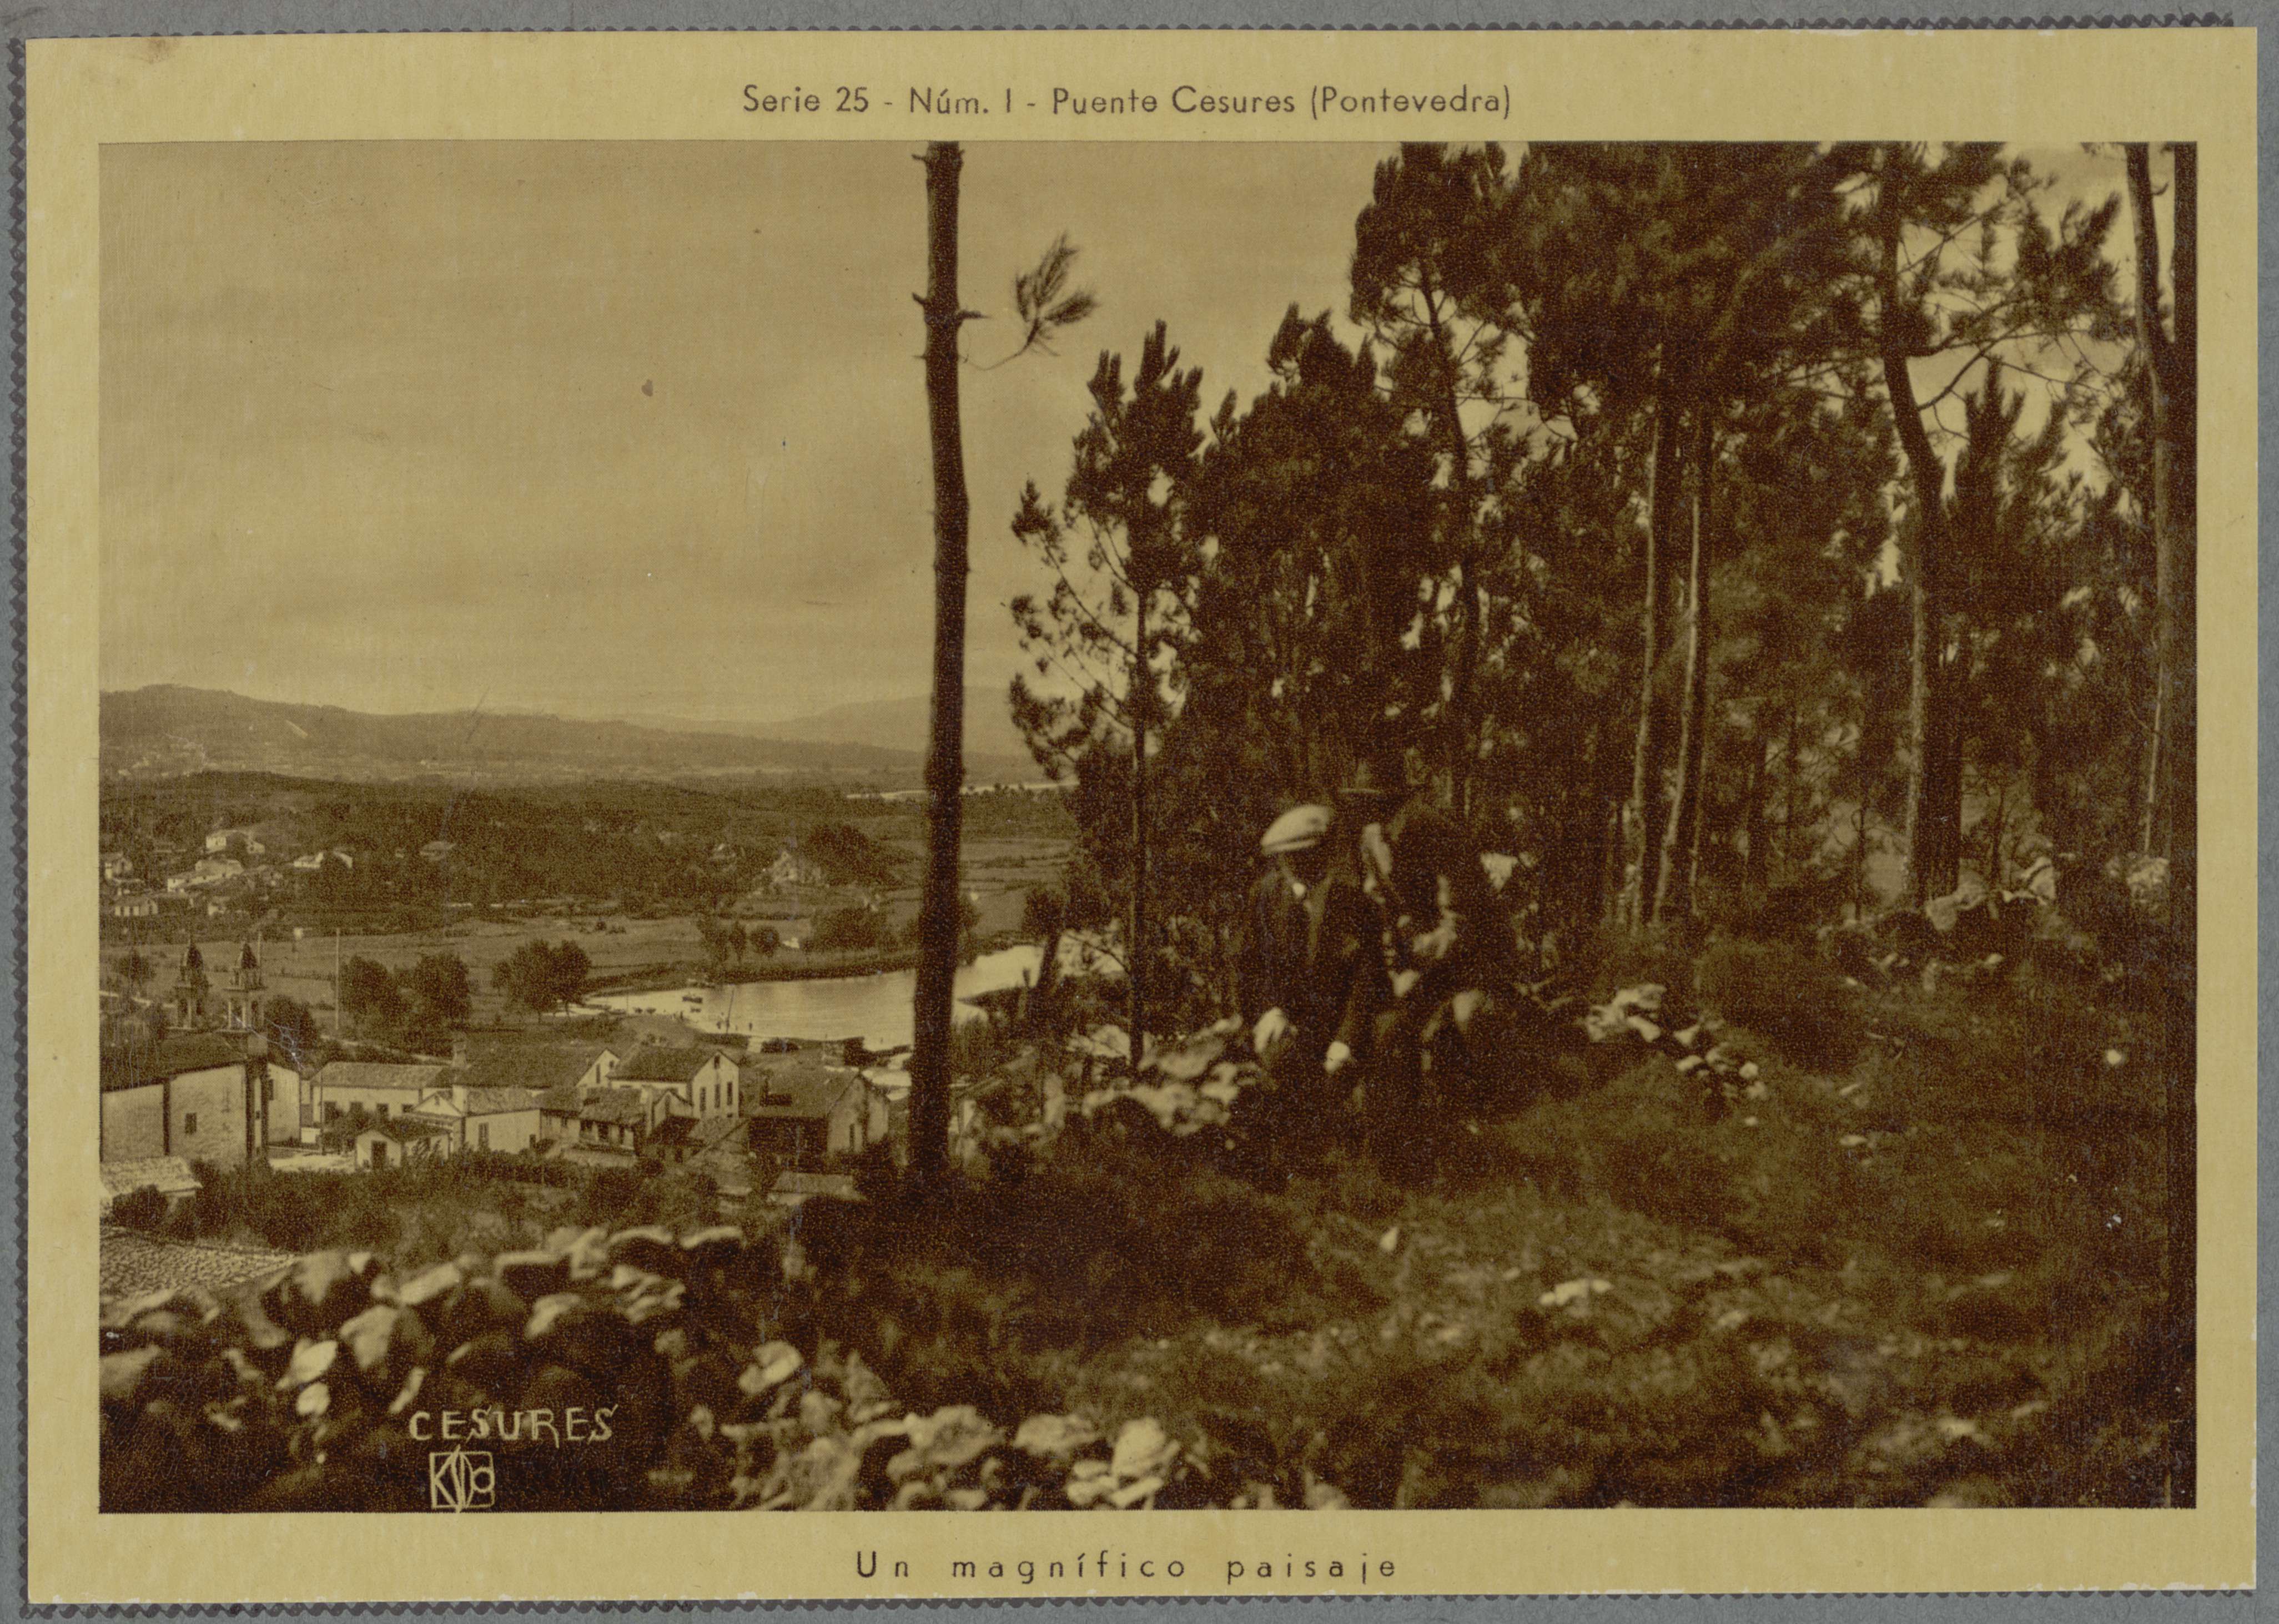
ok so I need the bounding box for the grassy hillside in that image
[102,954,2171,1511]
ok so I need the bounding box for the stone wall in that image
[100,1218,1214,1512]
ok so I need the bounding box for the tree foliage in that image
[1007,140,2165,1004]
[491,940,591,1013]
[403,952,473,1030]
[338,955,406,1035]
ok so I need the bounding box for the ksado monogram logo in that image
[428,1448,496,1511]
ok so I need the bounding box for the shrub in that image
[810,906,889,953]
[1569,925,1698,1014]
[1694,937,1862,1072]
[110,1186,168,1230]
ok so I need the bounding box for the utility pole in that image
[906,140,972,1189]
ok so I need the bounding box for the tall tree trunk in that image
[1619,384,1682,927]
[1599,798,1625,930]
[2138,682,2164,854]
[1850,795,1870,921]
[1422,284,1480,819]
[1931,651,1966,885]
[2130,143,2197,864]
[907,142,970,1189]
[2127,138,2197,1507]
[1781,698,1799,881]
[1129,592,1148,1069]
[1983,774,2009,883]
[1652,406,1715,928]
[1881,224,1959,906]
[1743,734,1770,894]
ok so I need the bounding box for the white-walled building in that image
[612,1044,741,1119]
[100,1032,298,1165]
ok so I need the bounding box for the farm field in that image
[145,831,1069,1028]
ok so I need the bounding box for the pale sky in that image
[100,140,2152,728]
[101,140,1393,725]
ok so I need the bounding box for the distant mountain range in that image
[759,689,1034,766]
[610,688,1034,766]
[100,685,1036,786]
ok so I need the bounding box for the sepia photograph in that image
[89,129,2202,1524]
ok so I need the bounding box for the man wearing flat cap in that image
[1239,801,1382,1160]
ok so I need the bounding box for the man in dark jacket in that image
[1341,756,1517,1179]
[1239,803,1382,1156]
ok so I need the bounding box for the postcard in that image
[23,24,2256,1602]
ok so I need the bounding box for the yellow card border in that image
[24,27,2258,1601]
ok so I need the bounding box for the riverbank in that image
[586,930,1038,999]
[587,941,1053,1050]
[587,947,922,998]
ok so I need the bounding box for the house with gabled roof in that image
[739,1055,888,1170]
[410,1082,542,1155]
[613,1043,740,1119]
[537,1085,674,1157]
[99,1031,298,1164]
[311,1061,451,1129]
[452,1039,618,1099]
[352,1114,446,1170]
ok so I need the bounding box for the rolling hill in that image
[768,688,1036,773]
[99,685,928,785]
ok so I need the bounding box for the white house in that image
[768,848,827,888]
[454,1039,618,1102]
[353,1116,447,1170]
[741,1057,890,1169]
[539,1085,675,1156]
[410,1083,541,1155]
[611,1044,741,1119]
[99,1032,296,1166]
[309,1061,451,1134]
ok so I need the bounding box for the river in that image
[584,942,1051,1051]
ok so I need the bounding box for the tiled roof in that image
[419,1086,539,1118]
[650,1116,699,1148]
[744,1061,862,1120]
[557,1143,640,1167]
[578,1088,654,1127]
[317,1061,449,1093]
[360,1116,446,1142]
[455,1042,613,1096]
[100,1157,202,1201]
[460,1086,539,1116]
[102,1032,256,1091]
[694,1114,747,1150]
[615,1045,722,1084]
[100,1227,289,1299]
[537,1082,587,1114]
